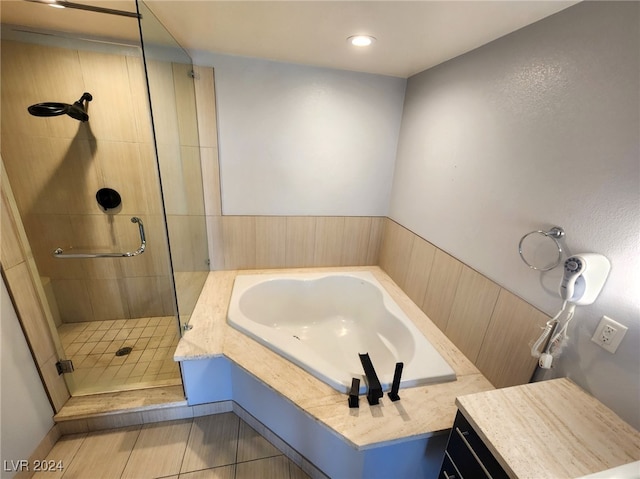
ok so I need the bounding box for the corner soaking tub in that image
[227,271,456,394]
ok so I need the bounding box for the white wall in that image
[389,1,639,428]
[1,277,54,478]
[191,51,406,216]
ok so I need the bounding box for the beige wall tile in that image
[125,56,154,144]
[200,147,222,216]
[1,41,86,140]
[222,216,256,269]
[255,216,286,269]
[378,218,414,287]
[193,65,218,149]
[476,289,550,388]
[285,217,316,268]
[119,214,172,278]
[4,263,58,361]
[77,50,138,142]
[341,217,373,266]
[1,179,26,269]
[366,217,384,265]
[124,275,175,318]
[145,60,180,145]
[167,215,209,272]
[1,41,52,139]
[181,146,206,216]
[47,137,100,215]
[3,135,98,216]
[51,278,94,322]
[404,236,436,307]
[207,215,225,270]
[93,139,162,215]
[313,217,345,266]
[1,135,59,214]
[25,214,85,280]
[156,141,186,215]
[137,141,164,206]
[445,265,501,362]
[422,249,464,331]
[167,215,192,272]
[85,279,130,320]
[172,63,200,147]
[67,214,122,278]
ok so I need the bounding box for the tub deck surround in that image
[175,266,494,449]
[455,378,640,479]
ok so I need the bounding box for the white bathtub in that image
[227,271,456,394]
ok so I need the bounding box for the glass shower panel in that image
[0,0,203,396]
[138,1,210,331]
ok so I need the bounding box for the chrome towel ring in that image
[519,226,564,271]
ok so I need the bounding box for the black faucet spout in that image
[359,353,383,406]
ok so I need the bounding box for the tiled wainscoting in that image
[379,218,550,388]
[58,317,181,395]
[207,215,384,270]
[203,214,550,389]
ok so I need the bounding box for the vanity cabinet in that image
[439,411,508,479]
[440,378,640,479]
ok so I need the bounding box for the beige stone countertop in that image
[456,378,640,479]
[175,266,495,449]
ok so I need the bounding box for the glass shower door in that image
[0,0,208,397]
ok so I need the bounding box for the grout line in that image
[119,425,144,479]
[176,416,194,477]
[58,432,88,479]
[233,413,240,479]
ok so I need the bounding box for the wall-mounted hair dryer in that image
[532,252,610,369]
[559,253,610,305]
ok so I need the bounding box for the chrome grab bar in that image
[52,216,146,259]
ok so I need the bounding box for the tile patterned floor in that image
[58,317,181,395]
[33,413,311,479]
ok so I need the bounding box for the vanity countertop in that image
[456,378,640,479]
[175,266,495,448]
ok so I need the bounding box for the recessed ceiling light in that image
[347,35,376,47]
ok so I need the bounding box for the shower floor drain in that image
[115,346,133,356]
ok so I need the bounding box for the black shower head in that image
[27,92,92,122]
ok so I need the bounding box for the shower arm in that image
[52,217,146,259]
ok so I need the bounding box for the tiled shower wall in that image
[0,40,210,323]
[1,40,172,322]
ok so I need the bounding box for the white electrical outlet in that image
[591,316,628,353]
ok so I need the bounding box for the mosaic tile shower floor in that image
[57,316,181,395]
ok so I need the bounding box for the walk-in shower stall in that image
[1,0,209,397]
